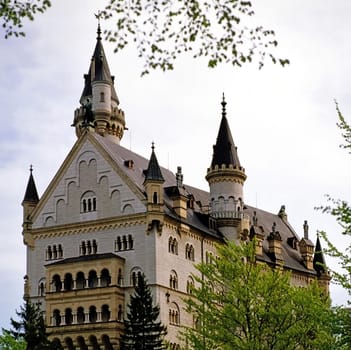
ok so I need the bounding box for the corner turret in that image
[206,95,248,241]
[73,24,125,143]
[22,165,39,229]
[143,143,165,233]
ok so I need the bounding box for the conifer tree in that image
[6,300,54,350]
[121,273,167,350]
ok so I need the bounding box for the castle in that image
[22,25,329,349]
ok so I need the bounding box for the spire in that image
[23,165,39,203]
[313,234,326,275]
[211,94,242,168]
[80,24,118,104]
[144,143,165,182]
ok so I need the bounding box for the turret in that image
[143,143,165,233]
[72,24,125,143]
[313,234,330,294]
[22,165,39,230]
[298,220,315,270]
[205,95,248,240]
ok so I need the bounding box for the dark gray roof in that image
[80,25,118,104]
[313,235,326,275]
[144,146,165,182]
[210,97,242,168]
[45,253,124,266]
[93,133,316,274]
[23,168,39,203]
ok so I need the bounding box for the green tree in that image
[0,0,51,38]
[1,1,288,75]
[121,273,167,350]
[5,300,53,350]
[183,240,335,350]
[0,330,26,350]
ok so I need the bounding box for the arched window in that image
[169,270,178,290]
[52,274,62,292]
[117,236,122,251]
[168,237,178,255]
[92,240,97,254]
[130,267,142,287]
[64,337,75,350]
[89,305,97,323]
[122,236,127,250]
[64,273,73,291]
[76,271,85,289]
[80,241,86,256]
[87,240,92,254]
[169,303,180,325]
[117,304,123,321]
[47,246,52,260]
[153,192,158,204]
[101,304,110,322]
[65,308,73,325]
[118,268,123,286]
[53,309,61,326]
[128,235,134,249]
[185,244,195,261]
[88,270,98,288]
[58,244,63,258]
[77,307,85,324]
[81,191,97,213]
[53,245,57,259]
[38,280,45,296]
[100,269,111,287]
[187,276,194,295]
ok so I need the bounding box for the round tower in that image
[205,95,248,241]
[73,24,125,143]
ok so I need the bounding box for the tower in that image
[72,24,125,143]
[206,95,249,241]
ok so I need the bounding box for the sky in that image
[0,0,351,329]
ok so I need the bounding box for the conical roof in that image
[144,144,164,182]
[313,235,326,275]
[23,166,39,203]
[80,24,118,104]
[211,95,242,168]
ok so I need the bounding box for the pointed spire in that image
[23,165,39,203]
[313,234,326,275]
[80,22,118,104]
[144,143,165,182]
[211,94,242,168]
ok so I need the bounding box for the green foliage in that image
[0,0,51,38]
[0,330,26,350]
[183,240,335,350]
[5,300,53,350]
[102,0,289,75]
[317,102,351,293]
[121,273,167,350]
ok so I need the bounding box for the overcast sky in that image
[1,0,350,329]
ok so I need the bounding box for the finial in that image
[303,220,309,239]
[176,166,183,187]
[253,211,258,226]
[95,11,102,40]
[272,222,276,232]
[29,164,33,173]
[221,93,227,118]
[151,141,155,151]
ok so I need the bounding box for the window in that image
[80,240,98,255]
[168,237,178,255]
[130,268,142,287]
[89,306,97,323]
[102,304,111,322]
[53,309,61,326]
[64,273,73,291]
[185,244,195,261]
[169,270,178,290]
[65,308,73,325]
[115,235,134,251]
[206,251,214,264]
[38,281,45,296]
[81,191,97,212]
[46,245,63,260]
[100,269,111,287]
[77,307,85,324]
[100,92,105,102]
[169,303,180,325]
[52,274,62,292]
[117,268,123,286]
[117,304,123,321]
[186,276,194,295]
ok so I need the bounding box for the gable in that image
[32,134,146,229]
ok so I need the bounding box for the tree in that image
[5,300,53,350]
[1,1,289,75]
[0,0,51,38]
[121,273,167,350]
[183,240,335,350]
[0,330,26,350]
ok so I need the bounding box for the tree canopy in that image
[1,1,288,75]
[183,240,336,350]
